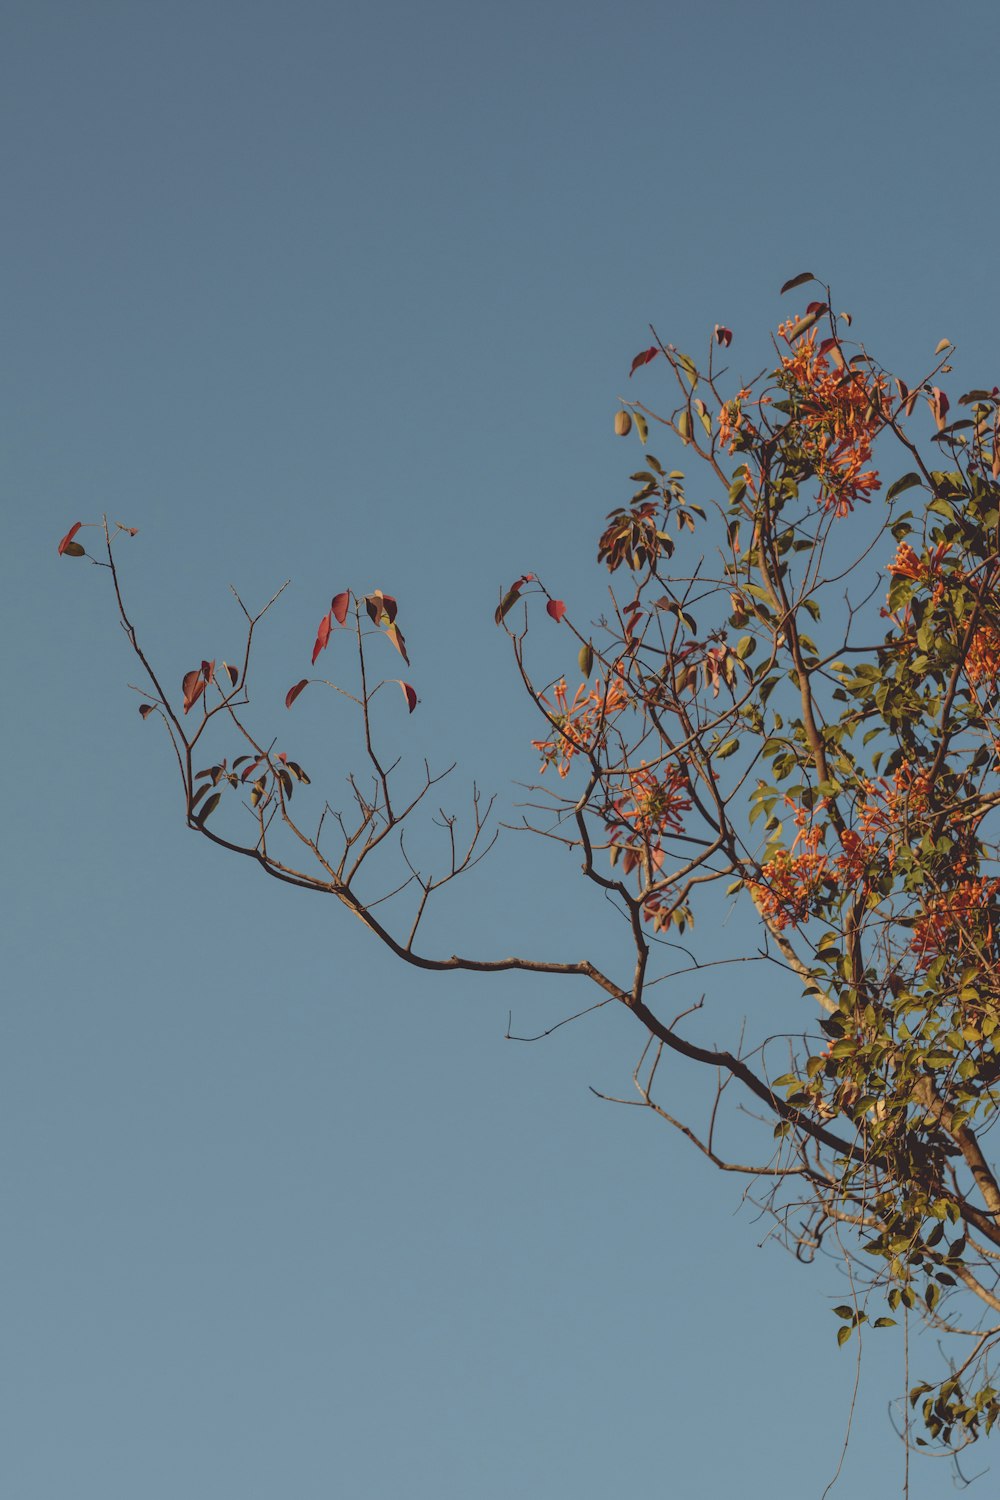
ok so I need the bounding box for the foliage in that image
[59,276,1000,1459]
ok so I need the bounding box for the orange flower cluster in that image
[886,540,960,617]
[835,827,876,884]
[605,760,692,877]
[965,625,1000,687]
[887,541,922,581]
[748,801,881,931]
[717,387,774,456]
[533,675,630,779]
[750,842,829,931]
[885,541,1000,687]
[718,388,754,453]
[911,878,1000,969]
[886,540,955,586]
[778,328,887,516]
[858,762,931,863]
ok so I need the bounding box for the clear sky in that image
[5,2,1000,1496]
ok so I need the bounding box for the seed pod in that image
[614,410,632,437]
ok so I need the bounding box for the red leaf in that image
[240,755,263,782]
[385,621,410,665]
[546,599,567,623]
[312,613,332,664]
[331,591,350,625]
[714,325,732,347]
[365,590,398,626]
[201,659,215,685]
[285,679,309,709]
[399,681,418,713]
[223,662,239,687]
[629,346,659,378]
[929,387,950,431]
[277,751,288,763]
[139,703,156,719]
[57,521,83,555]
[182,670,205,714]
[819,337,845,371]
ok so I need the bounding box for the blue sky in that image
[6,2,1000,1495]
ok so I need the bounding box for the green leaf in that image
[780,271,817,295]
[196,791,221,825]
[837,1325,852,1347]
[886,472,923,502]
[676,352,698,388]
[495,586,523,624]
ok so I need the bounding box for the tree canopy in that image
[60,275,1000,1461]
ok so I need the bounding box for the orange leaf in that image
[546,599,566,623]
[385,621,410,665]
[182,670,205,714]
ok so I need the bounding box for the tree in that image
[59,275,1000,1459]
